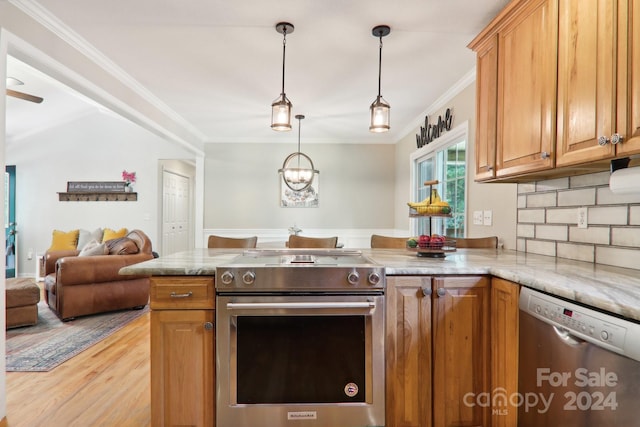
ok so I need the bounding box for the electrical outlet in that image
[577,207,588,229]
[483,210,493,226]
[27,248,33,260]
[473,211,483,225]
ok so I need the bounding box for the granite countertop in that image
[121,248,640,321]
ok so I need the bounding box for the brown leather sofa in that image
[44,229,154,321]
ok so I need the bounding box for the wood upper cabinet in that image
[472,0,640,180]
[490,278,520,427]
[496,0,558,178]
[386,276,490,427]
[618,0,640,156]
[150,277,215,427]
[474,35,499,181]
[557,0,640,166]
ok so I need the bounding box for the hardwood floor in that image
[6,311,151,426]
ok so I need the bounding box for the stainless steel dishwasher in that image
[518,287,640,426]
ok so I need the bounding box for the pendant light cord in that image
[377,36,383,98]
[281,27,288,95]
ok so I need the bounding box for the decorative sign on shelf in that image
[416,107,453,149]
[58,192,137,202]
[67,181,126,193]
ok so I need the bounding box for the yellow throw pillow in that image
[102,228,128,242]
[48,229,80,251]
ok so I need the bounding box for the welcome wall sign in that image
[416,108,453,148]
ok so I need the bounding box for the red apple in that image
[418,234,431,248]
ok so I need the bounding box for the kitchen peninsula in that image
[122,248,640,320]
[121,248,640,427]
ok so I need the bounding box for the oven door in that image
[216,294,385,427]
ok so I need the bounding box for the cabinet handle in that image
[204,322,214,331]
[598,136,610,146]
[421,287,432,297]
[487,166,493,171]
[170,291,193,298]
[540,151,550,159]
[611,133,624,145]
[436,288,446,297]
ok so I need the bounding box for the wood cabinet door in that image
[491,278,520,427]
[496,0,557,178]
[151,309,215,427]
[432,276,490,427]
[386,276,432,427]
[617,0,640,155]
[556,0,617,166]
[475,35,499,181]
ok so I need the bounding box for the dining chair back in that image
[207,235,258,248]
[370,234,409,249]
[455,236,498,249]
[287,235,338,248]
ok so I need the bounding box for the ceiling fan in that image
[6,77,44,104]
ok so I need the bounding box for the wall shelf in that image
[57,192,137,201]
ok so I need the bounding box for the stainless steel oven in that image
[216,250,385,427]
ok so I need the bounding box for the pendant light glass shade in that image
[271,22,294,131]
[369,25,391,133]
[370,95,390,132]
[271,93,292,131]
[279,115,319,191]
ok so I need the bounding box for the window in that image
[410,123,467,237]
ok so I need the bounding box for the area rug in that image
[6,301,149,372]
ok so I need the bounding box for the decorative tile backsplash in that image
[517,171,640,270]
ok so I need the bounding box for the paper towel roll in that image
[609,167,640,194]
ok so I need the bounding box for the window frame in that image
[409,121,469,237]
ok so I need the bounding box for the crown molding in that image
[8,0,209,145]
[397,66,476,142]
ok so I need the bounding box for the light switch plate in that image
[473,211,483,225]
[483,210,493,226]
[577,207,588,229]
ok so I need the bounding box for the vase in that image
[125,186,132,193]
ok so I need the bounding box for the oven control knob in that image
[347,271,360,285]
[368,272,382,285]
[242,271,256,285]
[220,271,234,285]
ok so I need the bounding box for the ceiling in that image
[5,0,509,146]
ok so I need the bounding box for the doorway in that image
[162,169,191,256]
[5,165,16,278]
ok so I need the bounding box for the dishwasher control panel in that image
[520,287,640,362]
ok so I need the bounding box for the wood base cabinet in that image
[386,276,490,427]
[490,278,520,427]
[150,277,215,427]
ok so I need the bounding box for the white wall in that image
[6,111,195,275]
[394,79,518,249]
[204,142,396,231]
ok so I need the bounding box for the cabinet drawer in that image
[150,276,215,309]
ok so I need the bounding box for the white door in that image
[162,170,190,255]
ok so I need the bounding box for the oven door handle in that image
[226,301,376,310]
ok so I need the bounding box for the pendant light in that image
[279,115,319,191]
[369,25,391,133]
[271,22,294,131]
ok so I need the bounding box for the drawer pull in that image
[170,291,193,298]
